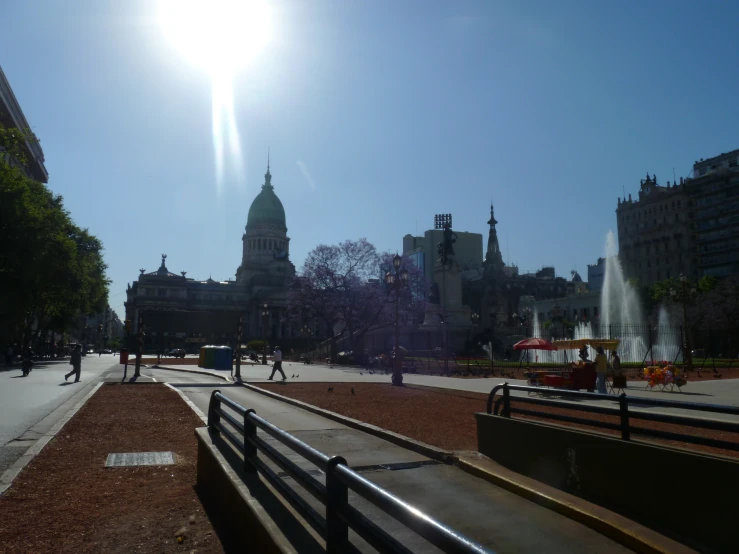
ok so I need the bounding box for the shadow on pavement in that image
[198,433,325,554]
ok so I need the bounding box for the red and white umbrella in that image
[513,337,557,351]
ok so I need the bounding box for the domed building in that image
[125,161,297,352]
[236,160,295,286]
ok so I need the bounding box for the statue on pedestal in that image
[436,222,457,266]
[428,282,440,304]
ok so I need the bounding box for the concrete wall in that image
[195,427,324,553]
[476,413,737,553]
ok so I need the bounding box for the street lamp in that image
[261,303,269,365]
[385,254,409,386]
[670,274,696,371]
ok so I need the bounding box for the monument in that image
[423,214,472,327]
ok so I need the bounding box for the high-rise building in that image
[587,258,606,292]
[402,228,483,286]
[685,149,739,278]
[617,148,739,285]
[0,66,48,183]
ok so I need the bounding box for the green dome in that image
[247,169,286,229]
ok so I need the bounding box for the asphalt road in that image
[0,354,118,474]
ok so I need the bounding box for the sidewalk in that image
[146,365,695,553]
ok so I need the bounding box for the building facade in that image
[124,162,298,352]
[617,149,739,285]
[616,173,693,286]
[403,229,483,286]
[685,150,739,278]
[0,65,48,183]
[587,257,606,292]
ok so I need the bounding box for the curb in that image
[164,382,209,425]
[0,381,104,497]
[239,383,455,464]
[453,455,696,554]
[156,365,233,383]
[232,382,695,554]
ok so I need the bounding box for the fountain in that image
[653,306,682,363]
[522,231,681,366]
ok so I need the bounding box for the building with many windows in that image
[617,149,739,285]
[124,162,299,352]
[685,150,739,277]
[617,174,693,286]
[0,65,47,183]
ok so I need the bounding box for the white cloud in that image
[297,160,316,190]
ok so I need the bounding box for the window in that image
[158,288,165,297]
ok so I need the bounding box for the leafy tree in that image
[0,124,109,345]
[288,239,425,359]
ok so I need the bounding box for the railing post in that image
[325,455,349,553]
[243,408,257,473]
[208,390,221,433]
[618,393,630,441]
[502,382,511,418]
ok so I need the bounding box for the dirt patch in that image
[0,384,224,554]
[256,383,739,460]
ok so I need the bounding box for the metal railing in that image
[208,391,493,554]
[487,383,739,452]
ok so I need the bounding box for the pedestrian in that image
[268,346,287,381]
[611,350,621,373]
[595,346,608,394]
[65,344,82,383]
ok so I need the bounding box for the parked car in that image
[168,348,186,358]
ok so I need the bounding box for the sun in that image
[158,0,272,77]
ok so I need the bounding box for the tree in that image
[0,124,109,345]
[288,239,425,360]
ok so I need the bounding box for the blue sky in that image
[2,0,738,318]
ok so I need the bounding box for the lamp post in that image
[235,315,243,379]
[261,303,269,365]
[385,254,409,386]
[670,274,696,371]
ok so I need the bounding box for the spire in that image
[487,203,497,227]
[485,204,504,274]
[264,149,273,189]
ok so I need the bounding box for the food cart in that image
[513,338,557,387]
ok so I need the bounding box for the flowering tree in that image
[289,239,426,360]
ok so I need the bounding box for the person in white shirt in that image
[269,346,287,381]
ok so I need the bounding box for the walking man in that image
[65,344,82,383]
[268,346,287,381]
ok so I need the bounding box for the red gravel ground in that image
[256,383,739,459]
[0,384,224,554]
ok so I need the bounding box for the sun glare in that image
[158,0,272,76]
[158,0,272,191]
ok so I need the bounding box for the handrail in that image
[208,390,493,554]
[487,382,739,451]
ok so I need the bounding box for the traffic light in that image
[97,324,103,333]
[125,320,131,332]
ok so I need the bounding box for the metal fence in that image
[208,391,493,554]
[487,383,739,452]
[302,323,739,368]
